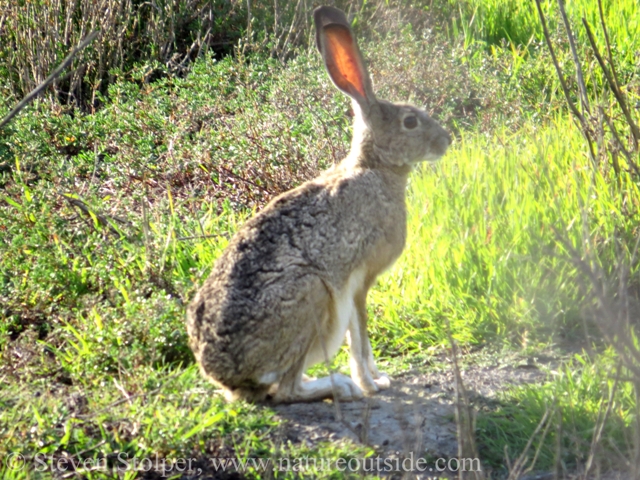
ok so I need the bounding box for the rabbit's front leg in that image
[347,290,390,394]
[365,335,391,389]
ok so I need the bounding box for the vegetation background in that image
[1,0,640,478]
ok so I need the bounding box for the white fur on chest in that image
[304,266,367,368]
[331,266,367,354]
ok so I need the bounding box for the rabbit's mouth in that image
[423,131,452,162]
[422,152,445,162]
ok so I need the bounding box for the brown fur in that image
[186,6,450,403]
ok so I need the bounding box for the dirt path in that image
[273,352,553,475]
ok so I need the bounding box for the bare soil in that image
[272,351,556,477]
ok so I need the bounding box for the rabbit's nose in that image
[432,130,451,157]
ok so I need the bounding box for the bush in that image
[0,0,247,109]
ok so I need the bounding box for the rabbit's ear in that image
[314,7,375,109]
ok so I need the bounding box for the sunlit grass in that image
[477,348,635,473]
[370,116,640,355]
[453,0,640,67]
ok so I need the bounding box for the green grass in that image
[2,0,640,477]
[453,0,640,65]
[0,364,371,479]
[478,349,636,474]
[447,0,640,127]
[371,117,640,354]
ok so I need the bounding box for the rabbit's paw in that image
[373,373,391,390]
[332,373,364,401]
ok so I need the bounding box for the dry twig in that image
[0,31,99,130]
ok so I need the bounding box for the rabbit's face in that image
[314,6,450,169]
[369,101,451,167]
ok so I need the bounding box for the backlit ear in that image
[314,7,375,109]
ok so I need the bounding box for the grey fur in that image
[186,6,451,403]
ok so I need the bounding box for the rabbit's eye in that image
[403,115,418,129]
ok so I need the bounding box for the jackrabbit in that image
[186,6,451,403]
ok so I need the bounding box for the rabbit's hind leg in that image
[295,373,364,402]
[272,355,364,403]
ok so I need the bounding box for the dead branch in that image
[582,18,640,149]
[0,31,99,130]
[557,0,590,115]
[533,0,596,164]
